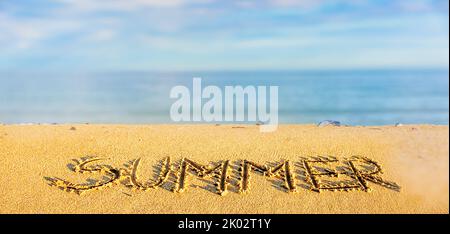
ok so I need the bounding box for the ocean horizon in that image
[1,69,448,126]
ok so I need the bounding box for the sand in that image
[0,124,448,214]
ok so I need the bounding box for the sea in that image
[0,69,448,126]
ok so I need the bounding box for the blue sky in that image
[0,0,448,72]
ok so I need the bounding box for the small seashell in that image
[317,120,341,127]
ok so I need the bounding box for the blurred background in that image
[0,0,448,125]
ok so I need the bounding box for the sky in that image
[0,0,449,72]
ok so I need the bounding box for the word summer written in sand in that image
[46,155,401,196]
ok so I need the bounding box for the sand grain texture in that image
[0,124,448,213]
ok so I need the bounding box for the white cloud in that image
[0,13,82,50]
[53,0,213,12]
[84,29,116,42]
[394,0,434,12]
[268,0,323,8]
[263,0,372,9]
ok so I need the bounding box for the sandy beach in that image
[0,124,448,214]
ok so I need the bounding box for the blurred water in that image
[0,69,448,125]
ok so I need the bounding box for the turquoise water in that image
[0,69,448,125]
